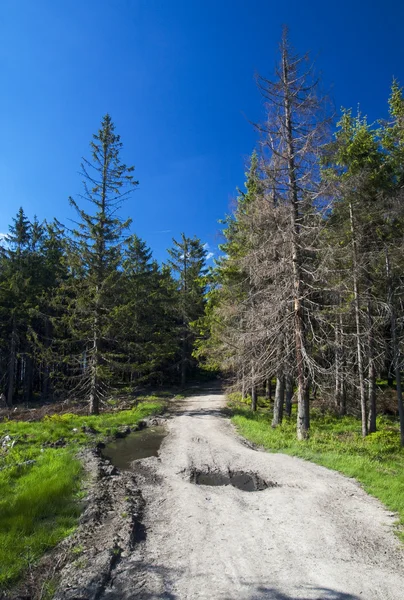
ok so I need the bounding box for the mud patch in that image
[49,449,146,600]
[102,426,167,470]
[190,468,277,492]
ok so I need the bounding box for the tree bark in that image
[272,373,285,427]
[89,298,100,415]
[285,373,293,418]
[367,299,377,433]
[89,357,99,415]
[335,315,342,413]
[304,380,310,430]
[282,43,308,440]
[266,377,272,400]
[241,368,246,400]
[42,317,51,400]
[336,310,347,415]
[251,384,257,412]
[23,353,33,404]
[386,249,404,446]
[7,319,17,407]
[349,200,367,437]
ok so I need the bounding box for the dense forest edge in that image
[2,27,404,595]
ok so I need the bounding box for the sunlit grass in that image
[230,395,404,541]
[0,399,165,590]
[0,449,81,587]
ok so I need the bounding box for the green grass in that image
[229,395,404,541]
[0,399,165,591]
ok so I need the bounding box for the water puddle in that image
[102,426,167,470]
[190,469,276,492]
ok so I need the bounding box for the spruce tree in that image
[380,80,404,445]
[167,234,207,385]
[65,114,138,413]
[322,110,389,435]
[0,209,35,405]
[115,235,179,387]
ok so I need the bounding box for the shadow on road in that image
[229,586,362,600]
[102,559,361,600]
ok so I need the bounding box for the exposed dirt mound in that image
[51,450,145,600]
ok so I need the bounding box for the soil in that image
[14,389,404,599]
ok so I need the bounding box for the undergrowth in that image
[229,394,404,541]
[0,398,165,591]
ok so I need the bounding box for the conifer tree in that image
[253,29,330,438]
[322,110,389,435]
[64,114,138,413]
[167,234,207,385]
[197,152,265,406]
[115,234,179,387]
[0,208,32,405]
[380,80,404,445]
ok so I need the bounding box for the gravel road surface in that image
[99,389,404,600]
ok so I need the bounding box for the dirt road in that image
[97,390,403,599]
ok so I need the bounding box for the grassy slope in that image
[0,398,164,590]
[230,396,404,541]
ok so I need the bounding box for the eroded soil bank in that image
[28,391,404,599]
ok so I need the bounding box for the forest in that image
[198,33,404,446]
[2,27,404,598]
[0,33,404,444]
[1,32,404,447]
[0,114,208,414]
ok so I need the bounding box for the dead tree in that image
[255,29,331,439]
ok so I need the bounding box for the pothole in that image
[102,426,167,470]
[190,469,277,492]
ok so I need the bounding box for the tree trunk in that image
[349,201,367,437]
[272,373,285,427]
[266,377,272,400]
[241,365,246,400]
[89,304,100,415]
[181,337,187,387]
[335,316,342,412]
[367,359,377,433]
[89,359,99,414]
[386,249,404,446]
[282,46,308,440]
[265,377,272,400]
[7,320,17,407]
[336,311,346,415]
[251,383,257,412]
[366,299,377,433]
[285,373,293,418]
[304,380,310,430]
[23,353,33,404]
[42,317,51,400]
[181,243,188,387]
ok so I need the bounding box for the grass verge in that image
[229,395,404,541]
[0,398,165,591]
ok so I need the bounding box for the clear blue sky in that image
[1,0,403,263]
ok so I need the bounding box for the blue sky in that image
[1,0,403,263]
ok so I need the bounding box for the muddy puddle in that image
[190,469,277,492]
[102,426,167,470]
